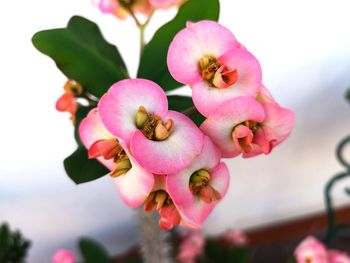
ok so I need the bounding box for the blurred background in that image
[1,0,350,262]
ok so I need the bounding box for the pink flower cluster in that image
[92,0,184,18]
[168,20,295,158]
[177,232,205,263]
[78,20,294,230]
[295,236,350,263]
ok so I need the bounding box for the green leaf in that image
[137,0,220,91]
[167,95,205,126]
[79,238,111,263]
[64,147,109,184]
[345,88,350,103]
[32,16,127,98]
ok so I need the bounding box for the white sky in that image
[1,0,350,262]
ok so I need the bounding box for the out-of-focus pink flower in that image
[166,136,230,228]
[167,20,261,116]
[294,236,328,263]
[92,0,152,19]
[52,249,75,263]
[224,229,248,246]
[79,108,154,208]
[149,0,184,9]
[98,79,204,174]
[327,250,350,263]
[200,96,295,158]
[55,80,82,122]
[177,232,205,263]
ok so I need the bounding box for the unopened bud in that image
[64,80,83,96]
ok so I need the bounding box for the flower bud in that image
[110,157,132,177]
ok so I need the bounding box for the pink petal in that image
[98,79,168,146]
[79,108,115,170]
[92,0,119,14]
[232,124,254,153]
[159,204,181,230]
[149,0,183,8]
[295,236,328,263]
[192,48,262,117]
[52,249,75,263]
[328,250,350,263]
[200,97,265,158]
[116,156,154,208]
[166,137,229,227]
[131,110,204,174]
[167,20,239,86]
[261,102,295,147]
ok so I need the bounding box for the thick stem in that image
[136,208,175,263]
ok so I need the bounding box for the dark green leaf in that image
[167,95,205,126]
[137,0,220,91]
[79,238,111,263]
[345,88,350,103]
[64,147,109,184]
[227,247,250,263]
[32,16,127,98]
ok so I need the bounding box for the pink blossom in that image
[327,250,350,263]
[143,176,195,230]
[224,229,248,246]
[98,79,204,174]
[149,0,184,9]
[200,96,295,158]
[79,108,154,208]
[294,236,328,263]
[167,20,262,116]
[166,136,230,228]
[92,0,152,19]
[51,249,75,263]
[177,232,205,263]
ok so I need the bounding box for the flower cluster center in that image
[135,106,174,141]
[199,56,221,83]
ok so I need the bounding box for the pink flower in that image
[200,96,295,158]
[224,229,248,246]
[294,236,328,263]
[328,250,350,263]
[167,20,262,116]
[177,232,205,263]
[55,80,82,122]
[52,249,75,263]
[79,108,154,208]
[166,136,230,228]
[149,0,184,9]
[98,79,204,174]
[143,176,195,230]
[92,0,152,19]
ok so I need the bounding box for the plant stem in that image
[136,208,174,263]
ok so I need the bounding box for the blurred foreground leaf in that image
[0,223,31,263]
[32,16,127,98]
[79,238,111,263]
[137,0,220,91]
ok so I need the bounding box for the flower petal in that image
[131,110,204,174]
[167,20,239,86]
[115,157,154,208]
[192,48,262,116]
[167,137,228,227]
[200,97,265,157]
[261,102,295,147]
[98,79,168,146]
[79,108,115,170]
